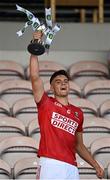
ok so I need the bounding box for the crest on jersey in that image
[74,111,79,118]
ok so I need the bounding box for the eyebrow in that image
[55,78,69,82]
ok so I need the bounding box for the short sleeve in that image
[77,110,84,132]
[36,92,48,109]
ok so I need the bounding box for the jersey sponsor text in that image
[51,112,78,135]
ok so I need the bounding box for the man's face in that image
[50,75,69,97]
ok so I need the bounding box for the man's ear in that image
[50,84,54,93]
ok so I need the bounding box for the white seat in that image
[83,117,110,149]
[12,97,37,127]
[83,80,110,108]
[99,99,110,121]
[0,99,10,117]
[90,137,110,168]
[0,60,25,82]
[0,159,11,179]
[26,61,66,82]
[69,98,98,118]
[0,117,26,141]
[44,80,82,98]
[27,119,40,150]
[107,163,110,179]
[0,136,38,168]
[13,157,40,179]
[0,79,33,108]
[68,61,109,89]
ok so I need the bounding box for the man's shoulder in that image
[70,103,83,114]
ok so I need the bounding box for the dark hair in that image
[50,70,70,84]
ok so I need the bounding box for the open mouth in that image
[61,87,66,90]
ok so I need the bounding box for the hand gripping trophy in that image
[16,4,61,56]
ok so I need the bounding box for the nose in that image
[61,81,66,85]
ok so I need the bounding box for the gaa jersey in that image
[36,92,84,166]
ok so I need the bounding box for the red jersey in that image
[36,92,83,166]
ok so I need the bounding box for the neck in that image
[55,96,69,106]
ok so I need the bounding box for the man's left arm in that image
[76,132,104,179]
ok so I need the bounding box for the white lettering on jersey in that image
[54,102,62,107]
[51,112,78,135]
[67,109,71,114]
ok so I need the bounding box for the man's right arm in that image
[30,54,44,103]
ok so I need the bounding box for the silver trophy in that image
[27,23,46,56]
[27,36,45,56]
[16,5,61,56]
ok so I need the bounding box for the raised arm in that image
[29,32,44,103]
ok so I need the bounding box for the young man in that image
[30,32,104,179]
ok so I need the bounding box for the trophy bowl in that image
[27,39,45,56]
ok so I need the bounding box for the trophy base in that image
[27,42,45,56]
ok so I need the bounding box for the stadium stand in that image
[12,97,37,127]
[0,79,33,108]
[13,157,39,180]
[0,136,38,168]
[90,137,110,169]
[83,117,110,149]
[27,119,40,150]
[107,163,110,179]
[0,159,11,179]
[83,79,110,108]
[68,60,109,89]
[99,99,110,121]
[45,0,104,23]
[0,0,106,23]
[0,58,109,179]
[0,117,26,141]
[0,60,25,82]
[0,99,10,117]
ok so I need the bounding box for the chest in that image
[50,101,80,122]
